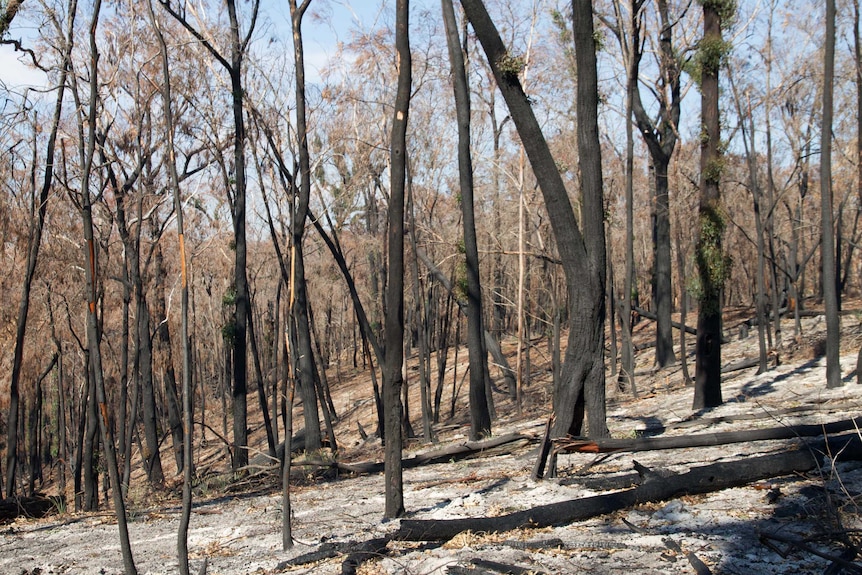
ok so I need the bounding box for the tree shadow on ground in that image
[621,459,862,574]
[732,358,823,400]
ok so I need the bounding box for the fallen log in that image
[470,558,548,575]
[247,428,328,470]
[276,538,391,573]
[446,567,493,575]
[743,308,862,327]
[287,544,337,566]
[633,306,696,335]
[341,537,391,575]
[623,400,859,438]
[720,356,761,374]
[332,433,533,475]
[393,434,862,541]
[554,416,862,454]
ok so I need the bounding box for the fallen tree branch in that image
[446,567,493,575]
[663,537,712,575]
[393,435,862,541]
[634,306,696,335]
[743,308,862,328]
[554,417,862,454]
[720,357,762,374]
[277,542,341,568]
[471,558,548,574]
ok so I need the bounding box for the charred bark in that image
[396,435,862,541]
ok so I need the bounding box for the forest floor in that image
[4,306,862,574]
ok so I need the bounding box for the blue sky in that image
[0,0,423,91]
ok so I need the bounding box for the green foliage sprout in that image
[687,1,735,87]
[455,258,468,301]
[497,52,525,79]
[699,0,738,25]
[593,28,606,53]
[222,321,237,344]
[694,204,732,314]
[703,157,725,185]
[698,36,732,76]
[222,287,237,307]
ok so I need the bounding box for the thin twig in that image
[759,532,862,574]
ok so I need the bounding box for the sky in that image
[0,0,437,93]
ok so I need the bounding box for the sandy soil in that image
[3,313,862,574]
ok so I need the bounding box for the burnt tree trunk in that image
[383,0,411,519]
[4,0,74,496]
[629,0,681,369]
[693,1,728,409]
[461,0,608,438]
[821,0,842,389]
[153,240,184,472]
[288,0,324,453]
[442,0,491,440]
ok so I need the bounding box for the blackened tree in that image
[693,0,732,409]
[441,0,492,441]
[383,0,411,518]
[461,0,608,438]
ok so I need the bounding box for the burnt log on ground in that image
[327,433,532,476]
[720,357,762,374]
[393,434,862,541]
[759,532,862,574]
[624,399,860,439]
[470,558,549,574]
[340,537,391,575]
[0,494,63,523]
[633,306,696,335]
[554,417,862,454]
[275,537,392,573]
[246,428,334,470]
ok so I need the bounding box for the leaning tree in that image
[461,0,608,438]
